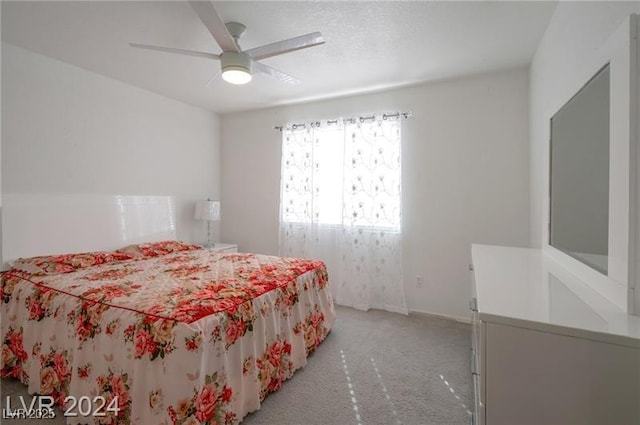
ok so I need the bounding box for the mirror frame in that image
[542,15,638,314]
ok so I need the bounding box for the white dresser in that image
[470,244,640,425]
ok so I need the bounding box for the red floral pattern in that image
[184,332,203,352]
[274,279,300,314]
[95,369,132,424]
[255,337,294,400]
[2,327,28,381]
[1,270,33,303]
[83,266,142,281]
[78,363,92,379]
[25,286,60,321]
[67,301,110,345]
[39,347,71,405]
[125,318,176,360]
[294,306,329,354]
[168,372,235,425]
[117,240,201,259]
[1,248,335,424]
[10,251,134,276]
[8,251,326,326]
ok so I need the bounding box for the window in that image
[280,117,401,231]
[278,114,407,314]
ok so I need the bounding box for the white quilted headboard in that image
[2,194,176,267]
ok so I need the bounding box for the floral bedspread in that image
[1,249,335,424]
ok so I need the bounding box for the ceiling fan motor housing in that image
[225,22,247,40]
[221,51,252,74]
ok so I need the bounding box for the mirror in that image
[549,64,610,275]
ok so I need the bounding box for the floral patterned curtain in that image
[279,115,407,314]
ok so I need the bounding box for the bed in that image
[1,195,335,424]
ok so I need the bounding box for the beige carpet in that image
[1,306,472,425]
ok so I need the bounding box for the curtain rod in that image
[273,111,413,131]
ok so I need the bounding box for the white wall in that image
[1,43,221,245]
[530,2,640,249]
[221,68,530,319]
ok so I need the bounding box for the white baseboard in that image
[409,308,471,324]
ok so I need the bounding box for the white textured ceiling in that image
[2,1,557,114]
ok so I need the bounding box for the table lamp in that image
[194,199,221,247]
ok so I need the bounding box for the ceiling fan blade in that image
[252,61,300,85]
[245,32,325,61]
[188,1,239,52]
[205,70,222,88]
[130,43,220,61]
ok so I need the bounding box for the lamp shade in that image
[194,200,221,221]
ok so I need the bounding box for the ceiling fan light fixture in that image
[222,66,252,85]
[220,51,252,85]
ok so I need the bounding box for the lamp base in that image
[206,221,216,248]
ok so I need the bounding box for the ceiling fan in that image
[130,1,325,85]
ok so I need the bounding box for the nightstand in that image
[210,243,238,253]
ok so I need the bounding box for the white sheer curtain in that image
[279,115,407,314]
